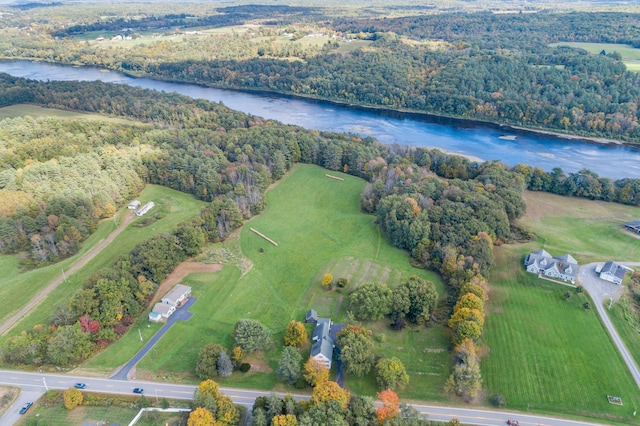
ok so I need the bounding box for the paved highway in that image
[0,370,612,426]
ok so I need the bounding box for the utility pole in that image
[61,269,67,282]
[138,328,143,341]
[42,377,48,391]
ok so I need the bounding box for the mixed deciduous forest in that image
[0,4,639,140]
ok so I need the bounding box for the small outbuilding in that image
[305,309,318,324]
[624,220,640,233]
[599,261,631,285]
[128,200,141,209]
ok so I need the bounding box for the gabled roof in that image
[531,249,552,258]
[152,303,173,315]
[601,261,629,280]
[555,253,577,265]
[306,309,318,323]
[311,318,334,360]
[163,284,191,304]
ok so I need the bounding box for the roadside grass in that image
[0,185,206,342]
[549,42,640,72]
[483,247,640,423]
[517,191,640,264]
[608,301,640,371]
[0,104,141,125]
[129,164,446,396]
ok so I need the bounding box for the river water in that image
[1,60,639,180]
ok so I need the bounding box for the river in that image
[1,60,639,180]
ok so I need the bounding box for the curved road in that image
[0,370,610,426]
[577,262,640,390]
[0,212,136,336]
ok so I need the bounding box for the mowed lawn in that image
[0,185,207,342]
[0,104,140,125]
[484,248,640,423]
[517,191,640,264]
[482,191,640,423]
[134,164,447,396]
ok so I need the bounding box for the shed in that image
[305,309,318,324]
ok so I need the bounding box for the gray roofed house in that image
[524,249,578,283]
[305,309,318,324]
[149,302,175,322]
[161,284,191,307]
[309,315,344,370]
[624,220,640,233]
[599,261,631,285]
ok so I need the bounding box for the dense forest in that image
[1,8,639,141]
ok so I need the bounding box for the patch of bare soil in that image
[244,353,273,373]
[151,261,222,304]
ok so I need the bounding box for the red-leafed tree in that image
[376,389,400,424]
[78,313,99,333]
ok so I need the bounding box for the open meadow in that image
[550,42,640,72]
[102,164,451,400]
[481,191,640,424]
[0,184,207,342]
[0,104,140,125]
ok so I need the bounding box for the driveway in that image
[109,298,196,381]
[577,263,640,389]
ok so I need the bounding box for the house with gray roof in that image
[524,250,578,283]
[161,284,191,307]
[309,314,344,370]
[599,261,631,285]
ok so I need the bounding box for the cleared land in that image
[101,164,448,400]
[482,191,640,424]
[550,42,640,72]
[0,104,140,124]
[0,184,207,342]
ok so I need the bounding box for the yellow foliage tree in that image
[63,387,83,410]
[311,380,350,409]
[448,307,484,329]
[187,407,217,426]
[198,379,220,400]
[284,320,307,347]
[303,357,329,387]
[322,273,333,288]
[216,396,240,426]
[231,345,244,363]
[271,414,298,426]
[454,293,484,313]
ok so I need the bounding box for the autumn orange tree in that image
[303,358,330,387]
[311,380,350,409]
[376,389,400,424]
[284,320,307,347]
[187,407,217,426]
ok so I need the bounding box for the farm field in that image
[549,42,640,72]
[483,247,640,424]
[0,104,141,125]
[122,164,449,399]
[0,184,207,342]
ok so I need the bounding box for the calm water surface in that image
[1,60,639,179]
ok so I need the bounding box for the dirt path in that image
[0,212,137,336]
[150,262,221,305]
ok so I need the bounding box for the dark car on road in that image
[133,388,144,394]
[19,402,33,415]
[74,383,86,389]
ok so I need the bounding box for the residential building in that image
[149,303,175,322]
[524,249,579,283]
[599,261,631,285]
[161,284,191,307]
[308,313,345,370]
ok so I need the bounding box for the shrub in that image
[491,393,506,407]
[239,363,251,372]
[336,277,348,288]
[63,388,83,410]
[322,273,333,288]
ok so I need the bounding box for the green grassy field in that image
[0,104,140,124]
[0,185,207,342]
[481,191,640,424]
[608,302,640,372]
[483,247,640,424]
[516,191,640,264]
[119,164,448,398]
[550,42,640,72]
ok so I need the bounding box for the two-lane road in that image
[0,370,611,426]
